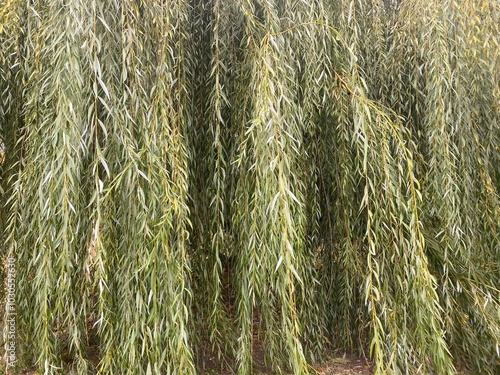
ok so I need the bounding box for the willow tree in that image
[1,0,499,374]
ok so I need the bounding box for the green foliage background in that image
[1,0,499,374]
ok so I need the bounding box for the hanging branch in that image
[1,1,498,374]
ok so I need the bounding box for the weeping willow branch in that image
[1,1,499,374]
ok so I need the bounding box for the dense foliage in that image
[1,0,499,374]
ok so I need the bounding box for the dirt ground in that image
[8,361,371,375]
[2,353,473,375]
[314,356,372,375]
